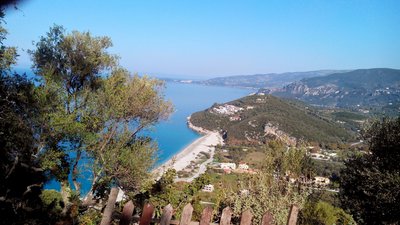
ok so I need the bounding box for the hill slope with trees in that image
[190,94,355,145]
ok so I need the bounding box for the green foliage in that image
[340,117,400,224]
[299,200,355,225]
[28,25,173,217]
[40,190,64,215]
[191,95,353,145]
[87,69,173,195]
[0,11,50,224]
[138,170,211,219]
[311,159,344,178]
[224,141,311,224]
[78,209,102,225]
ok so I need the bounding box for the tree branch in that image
[5,155,18,179]
[22,183,43,196]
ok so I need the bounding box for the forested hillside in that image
[190,94,355,145]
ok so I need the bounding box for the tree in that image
[299,200,355,225]
[30,25,173,222]
[83,68,173,212]
[0,9,50,224]
[340,117,400,224]
[29,25,117,207]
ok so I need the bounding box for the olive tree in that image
[30,25,173,219]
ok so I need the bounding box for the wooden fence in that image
[118,201,299,225]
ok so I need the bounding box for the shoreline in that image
[153,116,223,179]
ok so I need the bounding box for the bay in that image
[152,82,252,166]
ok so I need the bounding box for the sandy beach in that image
[153,117,223,179]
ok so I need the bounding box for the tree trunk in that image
[100,187,119,225]
[72,149,82,194]
[60,180,72,215]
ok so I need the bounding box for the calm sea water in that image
[44,81,251,193]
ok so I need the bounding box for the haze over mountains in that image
[171,68,400,115]
[192,70,349,89]
[271,68,400,113]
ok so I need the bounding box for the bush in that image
[40,190,64,215]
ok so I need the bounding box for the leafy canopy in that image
[339,117,400,224]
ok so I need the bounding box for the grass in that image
[243,151,266,168]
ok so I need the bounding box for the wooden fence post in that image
[286,204,299,225]
[240,209,253,225]
[261,211,274,225]
[220,207,232,225]
[119,200,135,225]
[139,203,154,225]
[199,206,213,225]
[160,204,173,225]
[180,203,194,225]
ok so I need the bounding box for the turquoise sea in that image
[44,81,252,193]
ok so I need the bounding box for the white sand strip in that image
[153,117,223,177]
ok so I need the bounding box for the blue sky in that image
[4,0,400,78]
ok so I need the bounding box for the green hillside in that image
[190,94,355,145]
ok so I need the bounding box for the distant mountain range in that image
[270,68,400,114]
[191,70,349,89]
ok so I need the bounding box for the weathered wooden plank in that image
[180,203,194,225]
[199,206,213,225]
[240,209,253,225]
[120,200,135,225]
[261,211,273,225]
[139,203,154,225]
[219,207,232,225]
[286,204,299,225]
[160,204,174,225]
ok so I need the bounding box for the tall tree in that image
[340,117,400,224]
[83,68,173,205]
[30,25,173,222]
[29,25,117,206]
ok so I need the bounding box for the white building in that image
[229,116,241,121]
[240,189,249,196]
[246,106,254,110]
[313,176,330,186]
[219,163,236,170]
[238,163,249,170]
[202,184,214,192]
[212,104,243,115]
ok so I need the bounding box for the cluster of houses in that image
[202,174,331,193]
[217,162,256,174]
[308,146,338,161]
[211,104,257,122]
[212,104,243,115]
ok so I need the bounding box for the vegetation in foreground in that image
[0,10,173,224]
